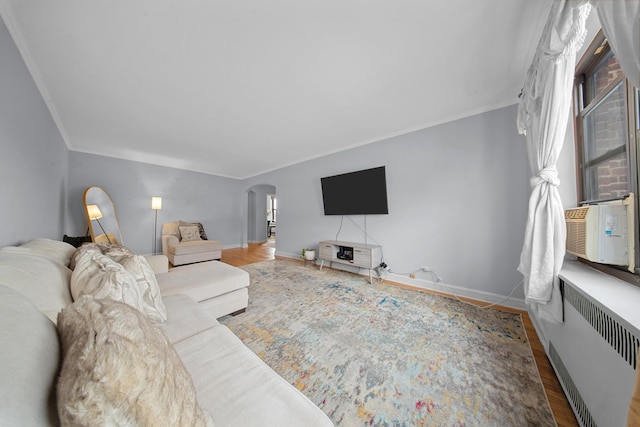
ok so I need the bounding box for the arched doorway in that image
[244,184,276,246]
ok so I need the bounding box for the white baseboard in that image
[277,251,304,261]
[223,243,242,249]
[383,272,527,311]
[527,309,549,352]
[275,252,527,311]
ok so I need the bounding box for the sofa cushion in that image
[157,261,249,303]
[0,250,72,323]
[197,287,249,320]
[145,254,169,275]
[0,285,60,426]
[170,239,223,256]
[57,296,215,427]
[19,238,76,267]
[173,324,334,427]
[179,225,202,242]
[159,294,220,344]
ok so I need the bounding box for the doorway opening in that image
[267,193,276,246]
[244,184,276,248]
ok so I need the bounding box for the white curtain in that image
[589,4,640,423]
[593,1,640,89]
[517,0,591,323]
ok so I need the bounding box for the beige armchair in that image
[161,221,223,266]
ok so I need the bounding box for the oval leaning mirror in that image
[83,186,124,245]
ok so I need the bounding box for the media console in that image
[318,240,382,284]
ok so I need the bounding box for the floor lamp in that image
[151,197,162,255]
[87,204,112,244]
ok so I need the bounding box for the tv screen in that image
[321,166,389,215]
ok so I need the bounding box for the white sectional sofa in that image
[0,239,333,427]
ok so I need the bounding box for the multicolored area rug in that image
[219,260,555,427]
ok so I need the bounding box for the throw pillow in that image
[195,222,208,240]
[69,244,102,270]
[62,234,92,248]
[70,252,147,317]
[118,255,167,323]
[57,296,215,427]
[70,244,167,324]
[179,225,202,242]
[70,243,133,269]
[179,221,208,240]
[100,244,134,262]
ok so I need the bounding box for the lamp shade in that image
[151,197,162,210]
[87,204,103,220]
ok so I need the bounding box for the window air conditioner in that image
[565,204,630,267]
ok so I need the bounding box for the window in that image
[574,30,640,278]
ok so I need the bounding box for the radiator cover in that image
[546,269,639,427]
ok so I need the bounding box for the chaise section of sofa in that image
[155,259,250,319]
[160,294,335,426]
[0,239,334,427]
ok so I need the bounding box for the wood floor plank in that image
[220,239,275,266]
[221,238,579,426]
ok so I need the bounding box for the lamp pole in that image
[151,197,162,255]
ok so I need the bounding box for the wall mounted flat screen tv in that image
[321,166,389,215]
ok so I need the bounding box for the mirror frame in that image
[83,186,124,245]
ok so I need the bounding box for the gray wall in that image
[67,152,244,255]
[243,105,531,301]
[0,12,543,305]
[0,17,69,247]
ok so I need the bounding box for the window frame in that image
[573,29,640,285]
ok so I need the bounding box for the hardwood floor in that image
[220,238,579,426]
[220,237,276,267]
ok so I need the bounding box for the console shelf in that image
[318,240,382,283]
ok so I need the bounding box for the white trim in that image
[66,100,519,180]
[222,243,242,249]
[382,272,527,311]
[559,261,640,333]
[528,307,549,352]
[276,252,527,311]
[240,101,518,180]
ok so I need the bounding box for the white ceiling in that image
[1,0,554,179]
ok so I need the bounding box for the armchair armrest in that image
[144,255,169,275]
[162,235,179,257]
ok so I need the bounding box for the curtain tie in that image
[531,166,560,187]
